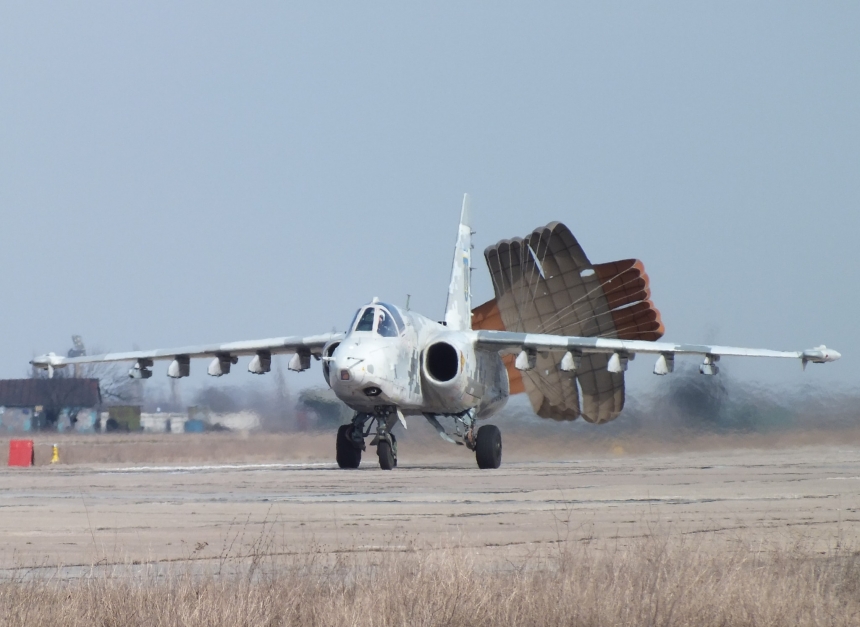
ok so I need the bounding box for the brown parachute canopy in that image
[472,222,664,424]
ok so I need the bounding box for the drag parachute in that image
[472,222,664,423]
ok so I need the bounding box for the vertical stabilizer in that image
[444,194,473,330]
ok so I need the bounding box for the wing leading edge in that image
[474,329,840,371]
[474,329,839,424]
[31,333,342,378]
[476,220,841,424]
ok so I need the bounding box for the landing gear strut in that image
[335,409,399,470]
[423,410,503,469]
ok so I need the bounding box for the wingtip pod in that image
[30,352,59,368]
[801,345,841,369]
[30,352,65,378]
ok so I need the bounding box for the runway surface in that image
[2,444,858,572]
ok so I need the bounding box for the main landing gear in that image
[336,409,399,470]
[474,424,502,469]
[336,407,502,470]
[425,410,502,469]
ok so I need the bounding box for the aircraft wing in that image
[473,330,840,373]
[31,333,343,378]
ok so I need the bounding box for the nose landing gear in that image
[336,408,501,469]
[377,433,397,470]
[335,409,399,470]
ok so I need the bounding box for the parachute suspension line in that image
[536,267,632,336]
[540,302,660,343]
[521,234,552,327]
[514,244,534,333]
[521,238,584,413]
[487,262,506,316]
[596,321,653,340]
[512,255,532,332]
[536,276,615,335]
[549,308,617,338]
[536,267,629,334]
[506,243,528,333]
[547,303,651,341]
[513,233,553,335]
[539,298,605,337]
[549,294,656,340]
[490,238,633,345]
[543,289,652,339]
[494,234,593,422]
[516,238,541,324]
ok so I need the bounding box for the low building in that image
[140,409,261,433]
[0,379,101,432]
[140,412,188,433]
[105,405,142,431]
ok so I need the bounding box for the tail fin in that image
[444,194,473,330]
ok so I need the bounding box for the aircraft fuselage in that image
[325,303,509,419]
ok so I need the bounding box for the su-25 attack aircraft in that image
[32,195,841,469]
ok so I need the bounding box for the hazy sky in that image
[1,3,857,398]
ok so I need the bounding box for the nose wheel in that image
[336,424,362,469]
[377,433,397,470]
[336,410,399,470]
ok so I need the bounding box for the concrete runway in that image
[2,444,859,572]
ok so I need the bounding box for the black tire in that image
[336,425,361,469]
[390,433,398,468]
[377,439,395,470]
[475,425,502,469]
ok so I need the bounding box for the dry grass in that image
[2,528,859,627]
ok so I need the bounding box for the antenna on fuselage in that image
[405,294,411,311]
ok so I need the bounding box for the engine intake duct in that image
[425,342,459,382]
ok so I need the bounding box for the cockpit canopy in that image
[348,303,405,338]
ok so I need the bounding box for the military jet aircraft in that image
[31,195,841,469]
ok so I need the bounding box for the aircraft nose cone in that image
[333,357,364,385]
[829,350,842,361]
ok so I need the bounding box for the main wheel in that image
[475,425,502,469]
[377,439,395,470]
[336,424,362,469]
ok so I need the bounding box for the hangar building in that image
[0,379,101,432]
